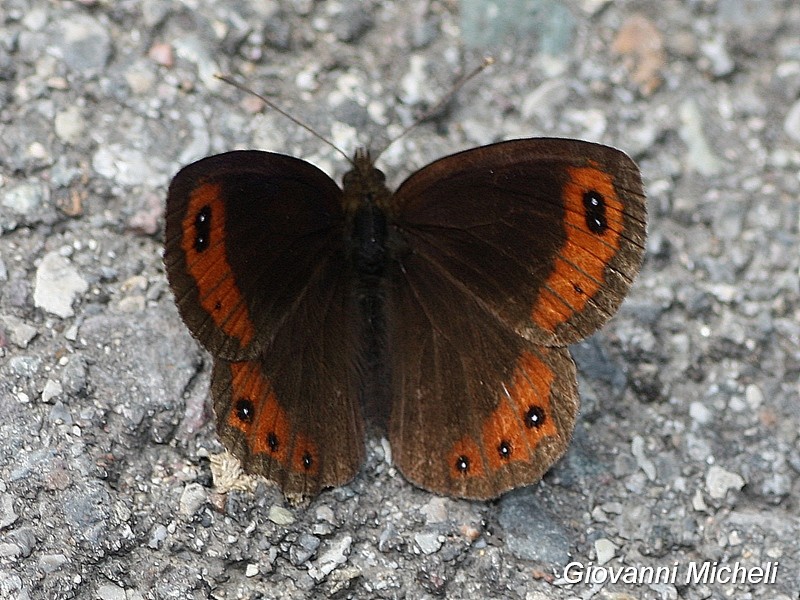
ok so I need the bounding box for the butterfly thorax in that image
[343,149,392,278]
[341,149,393,215]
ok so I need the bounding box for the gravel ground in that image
[1,0,798,599]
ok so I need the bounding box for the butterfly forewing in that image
[390,138,647,346]
[165,150,346,360]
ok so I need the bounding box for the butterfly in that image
[164,138,646,501]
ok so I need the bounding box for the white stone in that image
[414,532,443,555]
[309,535,352,580]
[594,538,616,565]
[784,99,800,143]
[268,505,295,525]
[34,252,88,318]
[705,465,745,500]
[179,483,207,516]
[42,379,63,403]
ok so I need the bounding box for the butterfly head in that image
[341,148,391,213]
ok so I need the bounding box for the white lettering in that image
[562,562,585,584]
[685,561,711,584]
[767,561,779,583]
[562,560,780,587]
[650,565,676,584]
[716,565,731,584]
[619,567,638,584]
[589,565,607,584]
[731,562,747,584]
[748,566,764,584]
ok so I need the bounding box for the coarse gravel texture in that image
[1,0,799,599]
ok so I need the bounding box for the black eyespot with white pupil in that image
[302,452,313,470]
[194,205,212,252]
[498,440,512,459]
[456,455,470,473]
[525,406,545,429]
[583,190,607,234]
[235,398,254,424]
[267,432,279,452]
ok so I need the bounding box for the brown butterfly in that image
[164,138,646,501]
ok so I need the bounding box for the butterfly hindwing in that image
[385,247,579,498]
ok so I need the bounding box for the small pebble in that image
[179,483,207,516]
[268,505,295,525]
[414,532,443,555]
[705,465,745,500]
[594,538,617,565]
[34,252,88,318]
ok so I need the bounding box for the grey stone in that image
[0,542,21,558]
[420,497,448,524]
[63,484,112,547]
[631,436,657,481]
[594,538,616,565]
[38,553,67,573]
[0,315,37,348]
[332,7,373,43]
[41,379,62,403]
[148,524,168,549]
[56,14,111,72]
[268,505,295,525]
[179,483,207,517]
[2,181,46,216]
[783,99,800,143]
[290,533,321,565]
[700,34,735,77]
[96,584,126,600]
[309,535,352,580]
[54,105,87,144]
[0,573,23,596]
[8,528,36,557]
[414,532,443,555]
[678,99,726,176]
[498,492,570,564]
[0,494,18,529]
[92,145,159,187]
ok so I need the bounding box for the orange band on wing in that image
[532,165,625,331]
[508,351,557,440]
[227,362,319,476]
[481,398,528,470]
[449,352,558,477]
[181,182,255,348]
[483,351,557,470]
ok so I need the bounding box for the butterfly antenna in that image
[373,56,495,162]
[214,74,353,165]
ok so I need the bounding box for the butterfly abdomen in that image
[348,199,392,429]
